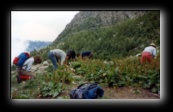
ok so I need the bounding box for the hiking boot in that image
[17,75,21,84]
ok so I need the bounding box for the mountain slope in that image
[54,11,147,43]
[47,11,159,60]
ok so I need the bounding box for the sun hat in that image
[150,43,156,47]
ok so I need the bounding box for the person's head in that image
[150,43,156,48]
[66,55,70,60]
[66,49,73,60]
[34,55,42,64]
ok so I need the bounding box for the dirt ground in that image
[59,82,160,99]
[102,86,160,99]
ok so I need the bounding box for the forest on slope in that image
[37,11,160,61]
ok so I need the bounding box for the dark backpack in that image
[69,82,104,99]
[13,52,30,67]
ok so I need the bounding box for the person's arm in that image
[63,58,67,65]
[73,58,77,61]
[72,52,76,61]
[26,62,33,71]
[153,48,157,57]
[61,53,67,65]
[23,58,34,71]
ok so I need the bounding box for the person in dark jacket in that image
[77,51,93,59]
[66,49,76,61]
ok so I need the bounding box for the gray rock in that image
[43,61,49,66]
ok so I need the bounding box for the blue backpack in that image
[69,82,104,99]
[13,52,30,67]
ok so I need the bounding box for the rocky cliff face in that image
[55,11,146,42]
[68,11,146,28]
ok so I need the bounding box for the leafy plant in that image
[40,81,63,98]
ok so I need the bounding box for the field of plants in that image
[11,55,160,99]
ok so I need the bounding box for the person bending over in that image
[77,51,93,59]
[47,49,67,70]
[140,43,157,64]
[66,49,77,61]
[17,55,42,79]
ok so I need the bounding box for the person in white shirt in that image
[47,49,67,70]
[17,55,42,78]
[140,43,157,64]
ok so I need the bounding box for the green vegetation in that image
[11,56,160,99]
[30,11,160,61]
[11,11,160,99]
[54,11,160,60]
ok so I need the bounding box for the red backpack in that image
[13,52,30,67]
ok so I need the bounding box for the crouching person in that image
[16,55,42,83]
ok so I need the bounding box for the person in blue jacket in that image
[77,51,93,59]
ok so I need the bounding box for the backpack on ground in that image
[69,82,104,99]
[13,52,30,67]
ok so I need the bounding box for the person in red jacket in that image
[140,43,157,64]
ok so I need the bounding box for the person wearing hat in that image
[140,43,157,64]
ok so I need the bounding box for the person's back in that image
[82,51,90,57]
[143,46,156,58]
[81,51,93,59]
[141,43,157,64]
[50,49,66,59]
[48,49,67,70]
